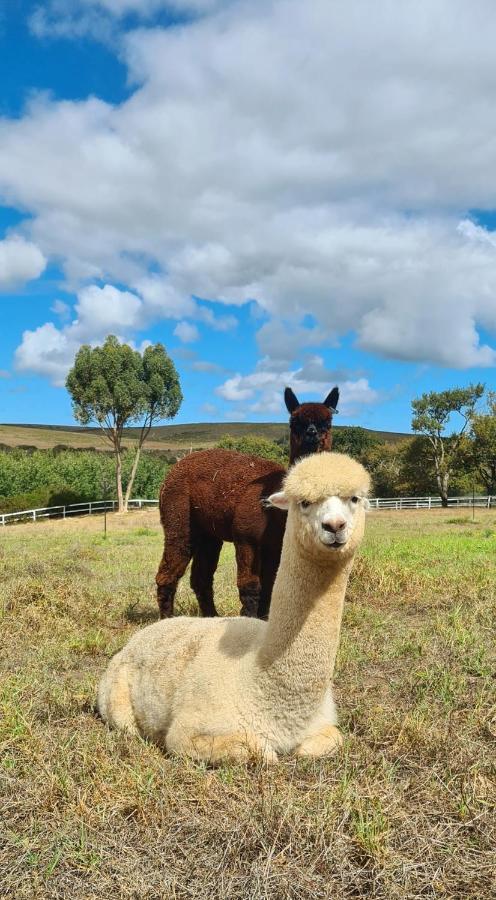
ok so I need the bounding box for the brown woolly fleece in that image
[156,449,287,618]
[155,387,339,618]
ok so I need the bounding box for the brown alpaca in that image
[155,386,339,618]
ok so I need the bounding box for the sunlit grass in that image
[0,508,495,898]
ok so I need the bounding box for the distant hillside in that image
[0,421,411,451]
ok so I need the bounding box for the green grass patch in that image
[0,508,495,899]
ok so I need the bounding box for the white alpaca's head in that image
[267,452,370,561]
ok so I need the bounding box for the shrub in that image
[216,434,288,464]
[0,487,52,514]
[0,448,169,509]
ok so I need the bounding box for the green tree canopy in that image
[331,426,380,460]
[66,336,182,511]
[411,384,484,505]
[470,391,496,494]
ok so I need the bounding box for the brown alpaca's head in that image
[285,386,339,464]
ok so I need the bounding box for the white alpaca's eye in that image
[351,496,359,504]
[300,499,311,510]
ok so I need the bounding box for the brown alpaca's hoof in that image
[240,596,260,617]
[157,586,174,618]
[197,597,218,617]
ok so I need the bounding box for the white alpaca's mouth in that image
[320,534,348,549]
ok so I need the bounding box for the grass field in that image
[1,509,495,899]
[0,421,410,452]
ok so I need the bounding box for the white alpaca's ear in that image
[264,491,290,510]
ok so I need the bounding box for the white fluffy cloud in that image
[37,0,227,19]
[0,236,46,289]
[13,276,237,383]
[174,320,199,342]
[75,284,143,337]
[29,0,233,42]
[91,0,229,12]
[15,284,146,384]
[216,355,378,417]
[15,322,79,386]
[3,0,496,376]
[255,320,331,371]
[51,299,71,319]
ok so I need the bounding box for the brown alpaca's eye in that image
[351,496,359,504]
[300,500,311,510]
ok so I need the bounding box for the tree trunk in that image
[437,472,450,507]
[123,445,142,512]
[115,448,124,513]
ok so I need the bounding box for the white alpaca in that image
[97,452,370,764]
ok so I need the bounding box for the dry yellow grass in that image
[0,421,409,453]
[0,424,207,453]
[1,508,495,899]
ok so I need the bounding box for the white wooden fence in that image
[0,498,159,526]
[0,495,494,526]
[369,495,494,510]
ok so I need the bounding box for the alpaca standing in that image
[155,386,339,619]
[98,452,370,764]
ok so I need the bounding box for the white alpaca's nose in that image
[322,517,346,534]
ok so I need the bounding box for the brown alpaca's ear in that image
[323,386,339,412]
[264,491,290,510]
[284,387,300,413]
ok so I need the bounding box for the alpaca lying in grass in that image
[155,386,339,619]
[98,452,369,764]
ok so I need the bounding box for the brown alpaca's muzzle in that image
[291,419,332,456]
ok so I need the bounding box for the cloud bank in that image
[2,0,496,410]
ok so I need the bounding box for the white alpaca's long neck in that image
[257,517,353,709]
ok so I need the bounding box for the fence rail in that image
[0,498,159,526]
[0,495,494,526]
[369,495,495,510]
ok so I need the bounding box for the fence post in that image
[33,510,36,522]
[89,502,92,515]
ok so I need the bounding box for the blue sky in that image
[1,0,495,432]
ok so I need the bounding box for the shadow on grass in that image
[124,602,159,625]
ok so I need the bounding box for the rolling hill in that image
[0,421,411,452]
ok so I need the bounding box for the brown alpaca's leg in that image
[235,541,261,617]
[155,543,192,618]
[258,552,280,620]
[156,476,193,618]
[258,522,284,620]
[190,537,222,617]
